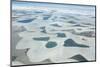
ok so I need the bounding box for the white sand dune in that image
[12,1,95,66]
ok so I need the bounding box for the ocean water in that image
[12,1,96,66]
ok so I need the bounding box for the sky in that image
[12,1,95,9]
[12,1,95,16]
